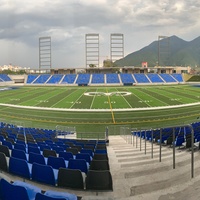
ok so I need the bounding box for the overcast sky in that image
[0,0,200,69]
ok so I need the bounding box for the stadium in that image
[0,67,200,200]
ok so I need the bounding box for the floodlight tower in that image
[85,34,99,68]
[110,33,124,63]
[39,36,51,72]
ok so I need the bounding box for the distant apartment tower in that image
[158,36,170,67]
[110,33,124,63]
[85,34,99,68]
[39,36,51,71]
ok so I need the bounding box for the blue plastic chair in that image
[9,157,32,179]
[14,142,26,152]
[95,149,107,154]
[44,190,77,200]
[32,163,58,186]
[80,149,93,157]
[0,178,31,200]
[76,153,91,164]
[29,152,47,165]
[11,148,28,161]
[2,140,13,150]
[59,151,74,161]
[68,158,89,174]
[47,156,68,170]
[35,193,65,200]
[13,180,41,200]
[28,146,41,154]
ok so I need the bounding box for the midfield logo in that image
[84,91,132,96]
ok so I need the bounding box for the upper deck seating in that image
[147,73,164,83]
[91,74,104,84]
[120,73,135,84]
[106,73,120,84]
[46,75,63,84]
[133,74,150,83]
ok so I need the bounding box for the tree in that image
[103,59,117,67]
[89,64,96,68]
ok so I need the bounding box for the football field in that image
[0,84,200,133]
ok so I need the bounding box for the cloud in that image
[0,0,200,68]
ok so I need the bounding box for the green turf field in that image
[0,84,200,133]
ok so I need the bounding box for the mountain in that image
[114,35,200,67]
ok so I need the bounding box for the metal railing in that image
[122,123,195,178]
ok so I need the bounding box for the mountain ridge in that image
[115,35,200,67]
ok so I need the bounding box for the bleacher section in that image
[25,73,184,85]
[91,73,104,84]
[26,74,38,84]
[106,73,120,84]
[159,74,177,83]
[0,122,112,198]
[76,74,90,85]
[46,74,64,84]
[61,74,77,84]
[33,74,51,84]
[147,73,164,83]
[171,73,184,82]
[133,73,150,83]
[120,73,135,85]
[0,74,12,82]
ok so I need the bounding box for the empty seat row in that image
[0,178,77,200]
[0,153,112,191]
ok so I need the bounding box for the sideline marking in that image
[0,102,200,112]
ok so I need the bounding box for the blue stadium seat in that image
[35,193,66,200]
[32,163,58,186]
[9,157,32,179]
[42,190,77,200]
[68,158,89,174]
[28,152,47,165]
[11,148,28,161]
[13,180,41,200]
[2,141,13,150]
[59,151,74,161]
[28,146,41,154]
[76,153,91,164]
[47,156,68,170]
[14,143,27,153]
[0,178,33,200]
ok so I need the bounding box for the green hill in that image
[115,35,200,67]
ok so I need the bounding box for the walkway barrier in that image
[123,124,195,178]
